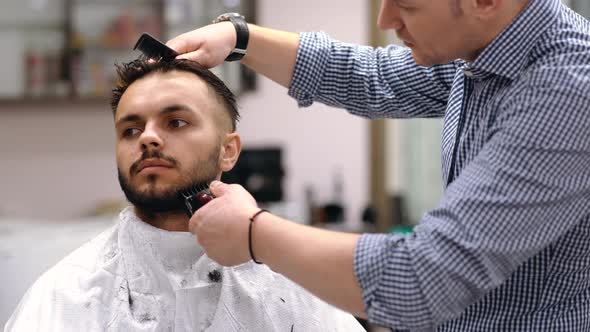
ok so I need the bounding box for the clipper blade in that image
[181,183,215,218]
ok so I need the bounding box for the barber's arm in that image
[188,182,366,318]
[168,22,455,119]
[167,23,299,88]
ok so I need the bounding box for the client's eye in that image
[169,119,188,129]
[122,128,141,138]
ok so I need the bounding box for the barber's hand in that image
[166,22,237,68]
[188,181,260,266]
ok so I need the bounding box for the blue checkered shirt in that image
[288,0,590,330]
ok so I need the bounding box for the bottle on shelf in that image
[24,34,47,98]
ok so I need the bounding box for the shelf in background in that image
[0,0,256,106]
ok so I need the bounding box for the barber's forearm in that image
[241,25,300,88]
[252,213,367,318]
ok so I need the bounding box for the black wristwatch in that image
[213,13,249,62]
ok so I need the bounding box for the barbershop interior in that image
[1,0,589,331]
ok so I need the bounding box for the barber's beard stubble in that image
[117,148,219,215]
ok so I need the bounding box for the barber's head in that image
[377,0,529,65]
[111,59,241,215]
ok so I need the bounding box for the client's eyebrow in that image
[116,104,194,127]
[160,104,194,116]
[115,114,141,127]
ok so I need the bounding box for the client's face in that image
[114,71,226,214]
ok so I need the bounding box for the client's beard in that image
[118,149,219,215]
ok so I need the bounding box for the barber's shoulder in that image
[506,42,590,104]
[522,58,590,103]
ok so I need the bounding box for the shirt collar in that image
[465,0,561,80]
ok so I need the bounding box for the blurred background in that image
[0,0,587,330]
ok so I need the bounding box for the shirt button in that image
[464,70,474,77]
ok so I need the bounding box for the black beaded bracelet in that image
[248,209,268,264]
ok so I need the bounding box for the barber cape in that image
[5,207,364,332]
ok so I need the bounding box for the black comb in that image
[133,33,179,61]
[181,183,215,218]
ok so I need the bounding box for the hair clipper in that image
[182,184,215,218]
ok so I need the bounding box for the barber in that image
[168,0,590,330]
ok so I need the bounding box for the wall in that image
[0,0,369,228]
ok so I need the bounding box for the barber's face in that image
[114,71,231,214]
[377,0,481,65]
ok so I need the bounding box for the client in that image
[4,59,365,332]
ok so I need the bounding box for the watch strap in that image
[225,16,249,61]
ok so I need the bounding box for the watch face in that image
[215,12,244,22]
[226,12,243,18]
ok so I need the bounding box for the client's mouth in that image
[136,159,174,173]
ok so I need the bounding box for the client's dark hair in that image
[111,59,239,131]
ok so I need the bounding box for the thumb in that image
[209,180,228,196]
[166,34,201,55]
[176,49,220,68]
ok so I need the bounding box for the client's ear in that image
[219,132,241,172]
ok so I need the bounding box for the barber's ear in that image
[471,0,501,19]
[219,132,241,172]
